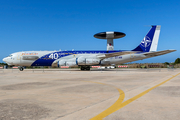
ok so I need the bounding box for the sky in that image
[0,0,180,63]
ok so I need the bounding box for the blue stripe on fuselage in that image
[31,50,133,66]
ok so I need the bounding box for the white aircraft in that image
[3,25,176,71]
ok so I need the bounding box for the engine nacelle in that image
[58,59,78,67]
[58,60,66,66]
[77,57,100,65]
[58,57,100,67]
[66,61,77,67]
[86,59,100,65]
[77,57,86,65]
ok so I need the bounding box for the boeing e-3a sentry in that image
[3,25,176,71]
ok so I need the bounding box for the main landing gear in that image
[18,66,24,71]
[80,66,90,71]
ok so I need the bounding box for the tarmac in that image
[0,68,180,120]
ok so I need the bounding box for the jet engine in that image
[77,57,100,65]
[58,60,66,66]
[66,61,77,67]
[58,58,78,67]
[58,57,101,67]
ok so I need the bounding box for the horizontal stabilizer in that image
[143,49,176,57]
[97,51,138,59]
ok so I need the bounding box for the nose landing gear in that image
[18,66,24,71]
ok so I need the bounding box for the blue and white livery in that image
[3,25,176,71]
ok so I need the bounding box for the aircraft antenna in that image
[94,31,126,51]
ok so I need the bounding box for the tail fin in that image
[133,25,161,52]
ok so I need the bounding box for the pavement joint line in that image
[90,72,180,120]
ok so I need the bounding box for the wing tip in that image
[168,49,176,52]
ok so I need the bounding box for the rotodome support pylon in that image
[94,31,126,51]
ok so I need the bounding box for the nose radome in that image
[3,58,6,62]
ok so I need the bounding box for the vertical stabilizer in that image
[149,26,161,51]
[133,25,161,52]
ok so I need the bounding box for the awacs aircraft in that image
[3,25,176,71]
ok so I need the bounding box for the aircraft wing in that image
[97,51,138,59]
[143,49,176,57]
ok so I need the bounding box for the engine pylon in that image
[94,31,126,51]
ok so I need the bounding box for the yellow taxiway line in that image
[90,73,180,120]
[83,81,125,119]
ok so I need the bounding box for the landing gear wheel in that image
[80,66,90,71]
[80,67,84,70]
[19,67,24,71]
[86,66,90,71]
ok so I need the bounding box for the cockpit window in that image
[8,55,13,57]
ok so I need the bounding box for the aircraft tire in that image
[80,67,84,71]
[19,67,24,71]
[80,66,91,71]
[86,66,90,71]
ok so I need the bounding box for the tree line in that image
[164,58,180,65]
[0,63,7,66]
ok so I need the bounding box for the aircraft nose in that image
[3,58,6,62]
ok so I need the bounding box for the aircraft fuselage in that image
[2,50,146,67]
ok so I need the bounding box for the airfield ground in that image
[0,68,180,120]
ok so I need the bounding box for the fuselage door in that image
[130,54,134,59]
[17,53,21,63]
